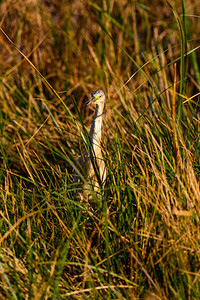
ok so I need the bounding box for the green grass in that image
[0,0,200,299]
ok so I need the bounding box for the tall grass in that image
[0,0,200,299]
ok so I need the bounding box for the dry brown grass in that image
[0,0,200,299]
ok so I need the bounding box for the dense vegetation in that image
[0,0,199,299]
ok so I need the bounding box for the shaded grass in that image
[0,0,200,299]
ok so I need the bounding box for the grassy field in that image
[0,0,200,299]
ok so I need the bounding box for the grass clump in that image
[0,0,200,299]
